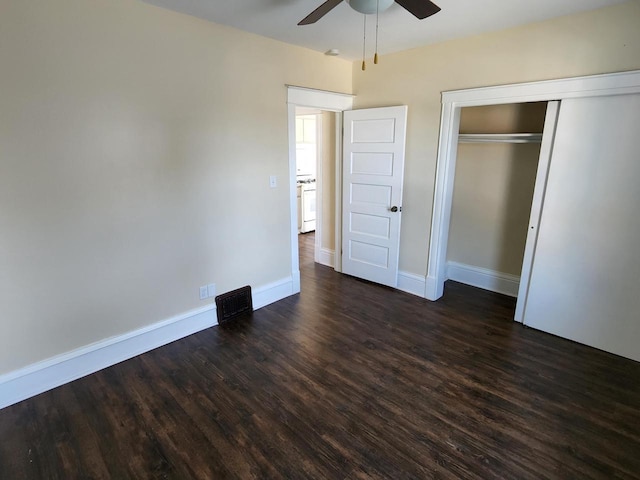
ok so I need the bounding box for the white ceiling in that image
[142,0,629,60]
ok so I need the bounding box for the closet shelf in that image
[458,133,543,144]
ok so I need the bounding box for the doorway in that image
[427,98,559,322]
[286,87,354,294]
[287,88,408,292]
[294,108,340,271]
[444,102,546,299]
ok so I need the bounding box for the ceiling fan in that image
[298,0,441,26]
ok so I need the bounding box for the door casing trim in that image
[427,69,640,302]
[286,86,354,292]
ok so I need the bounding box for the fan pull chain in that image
[361,14,367,71]
[374,0,379,64]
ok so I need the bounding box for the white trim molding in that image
[252,276,296,310]
[0,276,296,410]
[291,269,301,294]
[441,69,640,106]
[446,262,520,297]
[286,85,354,111]
[397,271,427,298]
[0,305,217,410]
[287,86,354,287]
[425,276,440,301]
[317,248,336,268]
[288,102,302,295]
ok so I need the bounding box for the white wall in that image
[0,0,352,376]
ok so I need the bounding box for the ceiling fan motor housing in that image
[347,0,394,15]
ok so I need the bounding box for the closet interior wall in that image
[446,102,547,296]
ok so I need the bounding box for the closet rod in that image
[458,133,543,144]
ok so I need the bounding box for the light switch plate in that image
[199,286,208,300]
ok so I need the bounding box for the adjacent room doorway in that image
[287,87,408,292]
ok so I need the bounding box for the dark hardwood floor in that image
[1,232,639,479]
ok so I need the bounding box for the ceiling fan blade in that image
[298,0,344,25]
[394,0,441,19]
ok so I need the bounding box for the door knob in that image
[390,206,402,212]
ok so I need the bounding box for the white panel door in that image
[342,106,407,287]
[523,93,640,362]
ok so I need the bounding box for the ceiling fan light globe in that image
[347,0,394,15]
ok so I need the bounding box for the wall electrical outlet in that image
[199,286,208,300]
[207,283,216,298]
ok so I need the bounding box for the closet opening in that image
[445,102,547,306]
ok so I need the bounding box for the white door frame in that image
[426,69,640,302]
[287,86,354,293]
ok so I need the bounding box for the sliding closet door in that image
[523,93,640,361]
[514,101,559,322]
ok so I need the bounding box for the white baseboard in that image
[316,248,335,268]
[291,269,301,294]
[0,276,296,410]
[424,275,442,301]
[446,261,520,297]
[252,276,295,309]
[397,270,427,298]
[0,305,217,410]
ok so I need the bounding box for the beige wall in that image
[458,103,547,135]
[352,1,640,276]
[448,142,541,275]
[320,112,337,251]
[0,0,351,374]
[3,0,639,378]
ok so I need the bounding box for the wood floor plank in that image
[1,232,639,479]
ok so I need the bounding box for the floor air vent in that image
[215,285,253,324]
